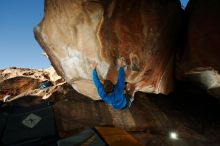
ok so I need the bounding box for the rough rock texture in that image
[0,76,40,100]
[177,0,220,98]
[0,67,62,102]
[35,0,183,100]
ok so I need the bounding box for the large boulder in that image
[177,0,220,98]
[35,0,183,100]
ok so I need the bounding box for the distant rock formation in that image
[177,0,220,99]
[34,0,183,100]
[0,67,63,102]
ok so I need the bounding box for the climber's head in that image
[103,80,114,93]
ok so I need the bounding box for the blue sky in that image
[180,0,189,9]
[0,0,189,69]
[0,0,50,69]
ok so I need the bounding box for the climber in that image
[91,58,131,109]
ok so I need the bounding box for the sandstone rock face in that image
[178,0,220,98]
[0,67,62,102]
[35,0,182,100]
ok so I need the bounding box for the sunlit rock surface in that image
[0,67,62,102]
[35,0,183,100]
[177,0,220,99]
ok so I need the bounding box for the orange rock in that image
[35,0,183,99]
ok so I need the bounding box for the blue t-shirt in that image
[92,67,127,109]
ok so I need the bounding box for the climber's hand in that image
[118,57,126,67]
[90,62,98,69]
